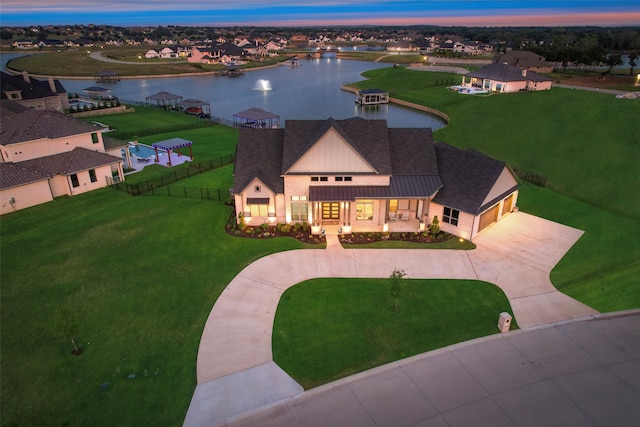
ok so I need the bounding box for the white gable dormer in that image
[481,166,518,206]
[287,128,376,174]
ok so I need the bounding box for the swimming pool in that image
[69,99,97,109]
[128,144,165,159]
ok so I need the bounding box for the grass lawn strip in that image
[273,278,517,390]
[0,191,312,426]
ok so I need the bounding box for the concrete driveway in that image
[184,212,600,427]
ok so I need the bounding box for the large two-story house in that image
[0,100,124,215]
[1,71,70,112]
[232,117,518,241]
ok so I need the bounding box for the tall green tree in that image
[628,51,638,77]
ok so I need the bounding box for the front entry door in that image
[322,202,339,220]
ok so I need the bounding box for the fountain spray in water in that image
[252,79,273,91]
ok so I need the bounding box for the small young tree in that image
[389,268,406,312]
[430,215,440,236]
[56,307,82,356]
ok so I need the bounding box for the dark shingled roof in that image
[233,118,444,198]
[0,106,101,146]
[103,135,127,151]
[466,62,552,83]
[232,128,285,194]
[0,162,51,189]
[145,91,183,101]
[432,143,516,214]
[0,99,29,114]
[388,128,439,175]
[282,118,392,175]
[0,147,121,190]
[1,71,67,101]
[233,107,279,121]
[493,50,554,69]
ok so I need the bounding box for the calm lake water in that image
[2,52,445,129]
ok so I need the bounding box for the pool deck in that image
[125,150,193,173]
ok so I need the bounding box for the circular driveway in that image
[184,212,602,426]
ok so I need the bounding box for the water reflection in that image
[1,53,445,129]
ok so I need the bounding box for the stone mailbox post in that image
[498,312,512,333]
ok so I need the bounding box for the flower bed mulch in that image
[225,221,326,245]
[339,231,452,245]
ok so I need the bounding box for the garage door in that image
[478,204,499,232]
[502,194,514,215]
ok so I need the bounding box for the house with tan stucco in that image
[461,62,553,93]
[0,100,124,215]
[232,117,518,241]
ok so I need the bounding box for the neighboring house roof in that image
[103,135,127,150]
[0,106,101,146]
[0,98,28,114]
[0,147,121,189]
[216,42,247,57]
[0,162,51,189]
[432,143,516,215]
[466,63,552,83]
[1,71,66,101]
[494,50,554,69]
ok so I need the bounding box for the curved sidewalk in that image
[184,212,600,426]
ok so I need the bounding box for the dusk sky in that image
[1,1,639,27]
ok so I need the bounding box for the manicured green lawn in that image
[0,190,316,427]
[353,66,640,218]
[517,184,640,312]
[273,278,517,389]
[2,66,639,426]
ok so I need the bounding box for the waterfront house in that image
[232,117,518,240]
[0,100,124,215]
[494,50,555,73]
[1,71,69,112]
[460,62,553,93]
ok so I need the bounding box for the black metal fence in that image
[513,167,547,187]
[147,185,230,201]
[111,154,234,196]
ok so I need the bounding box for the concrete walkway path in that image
[184,212,600,427]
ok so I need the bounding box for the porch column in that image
[346,202,351,226]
